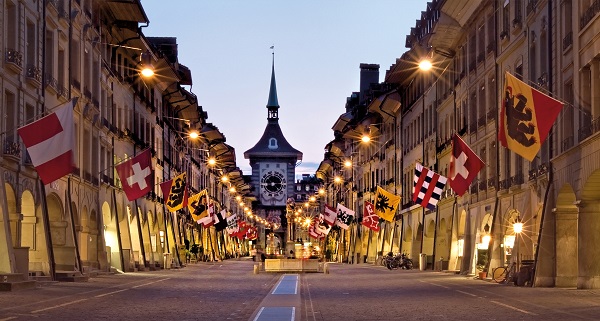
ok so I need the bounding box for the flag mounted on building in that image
[362,201,380,232]
[187,189,210,221]
[235,220,249,239]
[449,134,485,196]
[115,149,153,201]
[18,98,77,184]
[226,214,239,236]
[214,209,228,231]
[413,163,447,211]
[335,203,355,230]
[315,214,332,236]
[308,219,322,239]
[198,200,215,227]
[323,205,337,226]
[160,173,188,212]
[499,71,564,161]
[246,226,258,240]
[374,186,400,222]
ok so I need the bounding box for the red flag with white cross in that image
[448,134,485,196]
[115,149,153,201]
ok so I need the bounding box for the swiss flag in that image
[449,134,485,196]
[18,99,77,184]
[115,149,153,201]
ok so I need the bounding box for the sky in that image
[141,1,426,178]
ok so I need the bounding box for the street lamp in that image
[513,216,523,267]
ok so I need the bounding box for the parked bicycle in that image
[492,262,517,284]
[384,252,413,270]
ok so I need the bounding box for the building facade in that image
[317,0,600,289]
[0,0,252,283]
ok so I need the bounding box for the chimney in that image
[359,63,380,104]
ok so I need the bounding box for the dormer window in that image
[268,138,279,150]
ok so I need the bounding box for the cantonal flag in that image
[213,209,228,231]
[18,99,77,184]
[308,218,324,239]
[362,201,380,232]
[315,214,331,237]
[226,214,239,236]
[413,163,447,211]
[160,173,188,212]
[499,71,564,161]
[323,205,337,226]
[187,189,209,221]
[198,200,215,227]
[115,149,153,201]
[335,203,355,230]
[374,186,400,222]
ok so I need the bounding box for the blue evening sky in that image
[142,1,425,178]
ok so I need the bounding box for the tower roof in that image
[244,55,302,160]
[267,57,279,107]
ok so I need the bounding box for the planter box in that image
[264,259,320,272]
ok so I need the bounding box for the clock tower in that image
[244,54,302,255]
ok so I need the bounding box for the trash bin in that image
[419,253,427,271]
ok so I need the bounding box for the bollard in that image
[323,262,329,274]
[253,264,259,274]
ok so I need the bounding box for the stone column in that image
[577,202,600,288]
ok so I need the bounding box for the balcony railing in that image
[470,183,478,194]
[5,49,23,71]
[580,0,600,30]
[26,65,42,85]
[487,177,496,188]
[478,180,487,191]
[510,174,524,185]
[45,76,58,93]
[579,116,600,141]
[3,139,21,158]
[528,163,549,180]
[561,136,574,153]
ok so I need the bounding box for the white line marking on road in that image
[419,280,450,289]
[491,300,538,315]
[131,278,170,288]
[94,289,128,298]
[456,290,477,297]
[0,317,18,321]
[30,298,88,314]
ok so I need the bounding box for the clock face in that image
[261,170,286,197]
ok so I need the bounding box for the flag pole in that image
[38,178,56,280]
[112,188,126,272]
[67,177,83,274]
[144,206,155,267]
[379,221,388,258]
[133,199,147,268]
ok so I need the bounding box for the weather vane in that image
[270,45,275,55]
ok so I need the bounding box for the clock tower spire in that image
[267,52,279,121]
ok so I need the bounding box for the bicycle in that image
[492,262,517,284]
